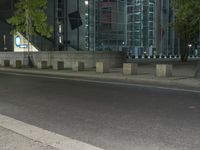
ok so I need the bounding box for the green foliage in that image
[7,0,53,38]
[172,0,200,41]
[172,0,200,61]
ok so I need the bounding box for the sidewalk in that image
[0,126,57,150]
[0,63,199,90]
[0,114,103,150]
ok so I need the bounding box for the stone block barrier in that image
[156,64,173,77]
[72,61,84,72]
[14,60,22,68]
[4,60,10,67]
[96,62,110,73]
[37,61,48,69]
[194,60,200,78]
[123,63,138,75]
[53,61,64,70]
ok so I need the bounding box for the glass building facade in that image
[155,0,180,57]
[127,0,156,56]
[94,0,126,51]
[0,0,199,56]
[0,0,15,51]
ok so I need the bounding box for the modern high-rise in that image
[127,0,156,56]
[155,0,180,57]
[94,0,126,51]
[0,0,197,57]
[126,0,181,57]
[0,0,93,51]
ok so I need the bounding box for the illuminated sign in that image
[15,36,21,46]
[15,36,28,48]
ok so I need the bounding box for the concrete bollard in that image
[72,61,84,72]
[194,60,200,78]
[53,61,64,70]
[123,63,138,75]
[37,61,48,69]
[13,60,22,68]
[96,62,110,73]
[156,64,173,77]
[0,60,3,67]
[4,60,10,67]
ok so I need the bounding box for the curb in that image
[0,67,199,90]
[0,114,103,150]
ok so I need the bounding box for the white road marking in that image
[1,71,200,94]
[0,114,103,150]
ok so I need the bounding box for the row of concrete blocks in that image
[97,62,173,77]
[38,61,85,72]
[0,60,85,72]
[0,60,23,68]
[0,59,172,77]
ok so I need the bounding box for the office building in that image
[1,0,196,57]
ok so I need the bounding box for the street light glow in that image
[85,1,88,5]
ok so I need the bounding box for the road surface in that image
[0,71,200,150]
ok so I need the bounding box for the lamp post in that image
[3,34,7,51]
[199,20,200,52]
[188,44,192,56]
[199,20,200,46]
[197,20,200,57]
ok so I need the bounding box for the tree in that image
[7,0,53,66]
[172,0,200,61]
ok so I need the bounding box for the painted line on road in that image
[0,114,103,150]
[1,71,200,94]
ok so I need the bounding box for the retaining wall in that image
[0,51,126,68]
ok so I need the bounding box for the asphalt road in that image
[0,72,200,150]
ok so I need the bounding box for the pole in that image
[77,0,79,51]
[125,0,127,49]
[93,0,96,52]
[199,20,200,46]
[3,34,7,51]
[26,0,33,67]
[194,20,200,77]
[156,0,161,55]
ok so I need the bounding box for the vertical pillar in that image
[77,0,79,51]
[156,0,161,55]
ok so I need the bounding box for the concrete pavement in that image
[0,126,57,150]
[0,114,103,150]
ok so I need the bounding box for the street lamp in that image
[3,34,7,51]
[85,1,88,5]
[199,20,200,46]
[198,20,200,56]
[188,44,192,56]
